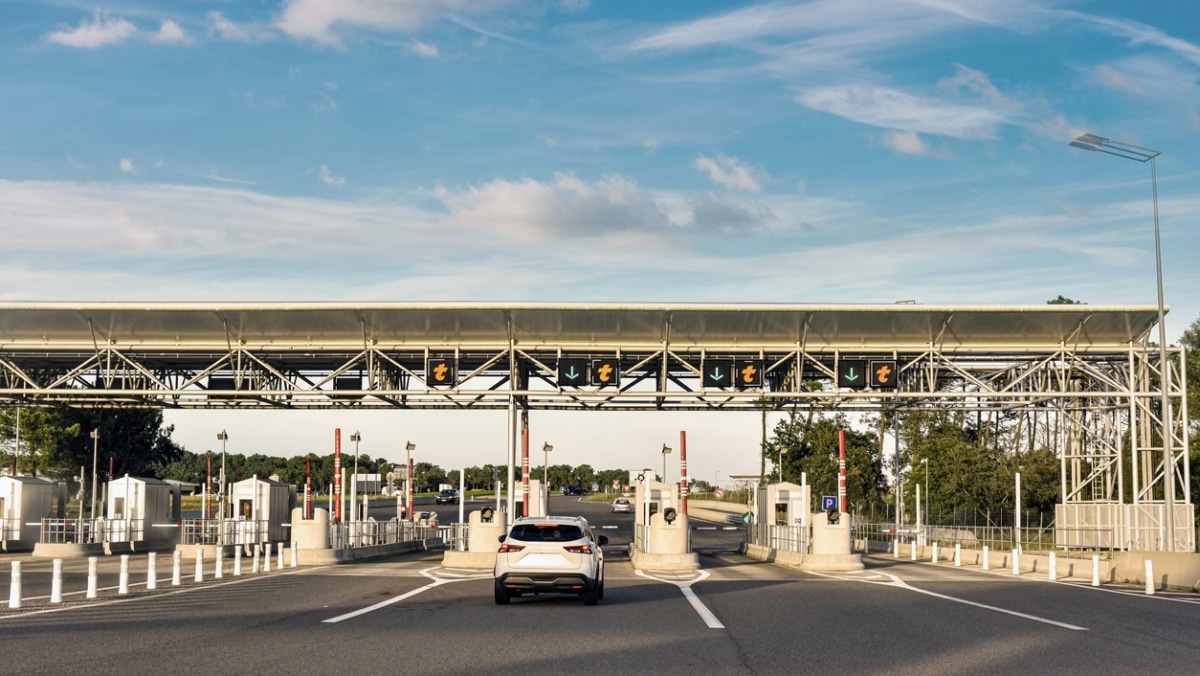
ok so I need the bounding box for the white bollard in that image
[119,554,130,595]
[264,543,272,572]
[1145,560,1155,595]
[291,543,298,568]
[87,557,99,598]
[931,542,938,563]
[215,548,224,579]
[172,550,182,586]
[9,561,22,609]
[234,545,243,576]
[278,542,284,569]
[1012,548,1020,575]
[893,538,900,558]
[252,545,260,573]
[194,549,204,583]
[982,546,990,571]
[1049,552,1057,581]
[51,559,64,603]
[910,540,917,561]
[954,543,961,567]
[147,552,157,590]
[1092,555,1100,587]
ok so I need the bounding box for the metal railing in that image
[1,517,21,541]
[852,521,1118,560]
[746,523,807,554]
[329,519,441,549]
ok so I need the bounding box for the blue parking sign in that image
[821,495,838,511]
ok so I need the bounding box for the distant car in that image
[494,515,607,606]
[436,489,460,505]
[562,486,586,496]
[611,497,632,514]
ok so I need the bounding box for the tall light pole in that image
[217,430,228,522]
[1070,132,1176,551]
[405,441,416,522]
[661,444,672,483]
[89,428,100,521]
[543,442,553,515]
[350,431,361,523]
[921,458,929,528]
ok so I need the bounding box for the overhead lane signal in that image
[870,360,898,389]
[591,359,620,388]
[558,358,588,387]
[838,360,867,389]
[426,358,456,387]
[736,360,763,389]
[704,360,733,388]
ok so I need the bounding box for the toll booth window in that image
[649,501,659,517]
[774,503,787,526]
[510,524,583,542]
[113,497,125,518]
[239,500,253,519]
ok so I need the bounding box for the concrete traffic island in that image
[629,512,699,572]
[441,508,503,570]
[743,510,863,572]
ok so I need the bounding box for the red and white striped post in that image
[304,456,312,519]
[521,423,530,518]
[333,428,342,524]
[679,430,688,515]
[838,429,847,514]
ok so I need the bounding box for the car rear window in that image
[509,523,584,542]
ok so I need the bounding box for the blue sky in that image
[4,1,1199,484]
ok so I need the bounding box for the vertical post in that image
[458,467,466,544]
[51,559,63,603]
[1012,548,1020,575]
[234,545,242,576]
[118,554,129,594]
[954,543,961,567]
[277,543,284,569]
[215,547,224,579]
[931,541,938,563]
[1092,555,1100,587]
[8,561,21,609]
[837,429,847,514]
[90,429,100,522]
[522,419,530,518]
[305,456,312,520]
[171,551,181,586]
[291,542,298,568]
[1049,551,1057,581]
[333,429,342,524]
[1144,560,1155,595]
[264,542,272,572]
[194,549,203,583]
[680,431,689,515]
[87,557,98,597]
[983,545,990,571]
[1014,471,1021,554]
[147,551,157,590]
[252,544,260,573]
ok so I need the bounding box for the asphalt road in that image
[3,496,1199,675]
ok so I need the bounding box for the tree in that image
[764,410,889,513]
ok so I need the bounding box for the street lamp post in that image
[661,444,672,483]
[89,429,99,521]
[543,442,553,515]
[921,458,929,529]
[217,430,228,523]
[1070,132,1176,551]
[350,431,361,523]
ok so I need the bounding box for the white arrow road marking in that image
[322,567,486,624]
[636,569,724,629]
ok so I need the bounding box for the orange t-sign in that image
[869,360,897,389]
[736,360,763,388]
[591,359,620,388]
[426,358,456,387]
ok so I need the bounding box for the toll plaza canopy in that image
[0,301,1172,412]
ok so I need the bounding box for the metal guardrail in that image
[747,523,807,554]
[329,519,441,549]
[852,521,1118,560]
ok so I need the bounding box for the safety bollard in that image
[954,543,961,567]
[1011,549,1020,575]
[252,544,260,573]
[234,545,243,576]
[264,543,272,572]
[893,539,900,558]
[172,550,182,586]
[119,554,130,595]
[1092,555,1100,587]
[9,561,21,609]
[87,557,99,598]
[1049,552,1057,581]
[982,546,990,571]
[215,547,224,580]
[147,552,157,591]
[291,543,298,568]
[194,549,204,583]
[931,542,938,563]
[1145,560,1155,595]
[278,542,284,569]
[51,559,63,604]
[910,540,917,561]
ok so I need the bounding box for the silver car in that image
[611,497,632,514]
[493,516,607,606]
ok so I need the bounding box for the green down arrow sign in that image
[705,360,733,387]
[559,359,588,386]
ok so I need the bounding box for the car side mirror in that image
[498,534,507,543]
[598,535,609,546]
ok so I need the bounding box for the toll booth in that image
[0,476,54,550]
[634,480,679,535]
[106,475,174,542]
[525,478,547,517]
[230,476,290,543]
[755,481,810,531]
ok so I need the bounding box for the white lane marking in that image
[810,571,1088,631]
[636,569,724,629]
[321,567,485,624]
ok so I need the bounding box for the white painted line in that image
[811,571,1087,631]
[636,569,724,629]
[322,567,481,624]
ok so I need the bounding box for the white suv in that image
[493,516,608,606]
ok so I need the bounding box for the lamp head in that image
[406,441,416,451]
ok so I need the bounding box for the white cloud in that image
[208,11,272,43]
[150,19,191,46]
[796,83,1010,139]
[318,165,346,187]
[1092,64,1144,95]
[45,11,137,48]
[275,0,513,45]
[561,0,589,13]
[692,154,764,192]
[881,130,932,156]
[120,158,138,174]
[411,40,439,57]
[1081,14,1200,67]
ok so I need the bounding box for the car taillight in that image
[498,543,525,553]
[563,544,593,554]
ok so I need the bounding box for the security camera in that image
[663,507,678,524]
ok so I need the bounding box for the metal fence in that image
[1,517,20,541]
[852,521,1117,560]
[746,523,807,554]
[329,519,441,549]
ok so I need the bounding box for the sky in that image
[4,1,1200,487]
